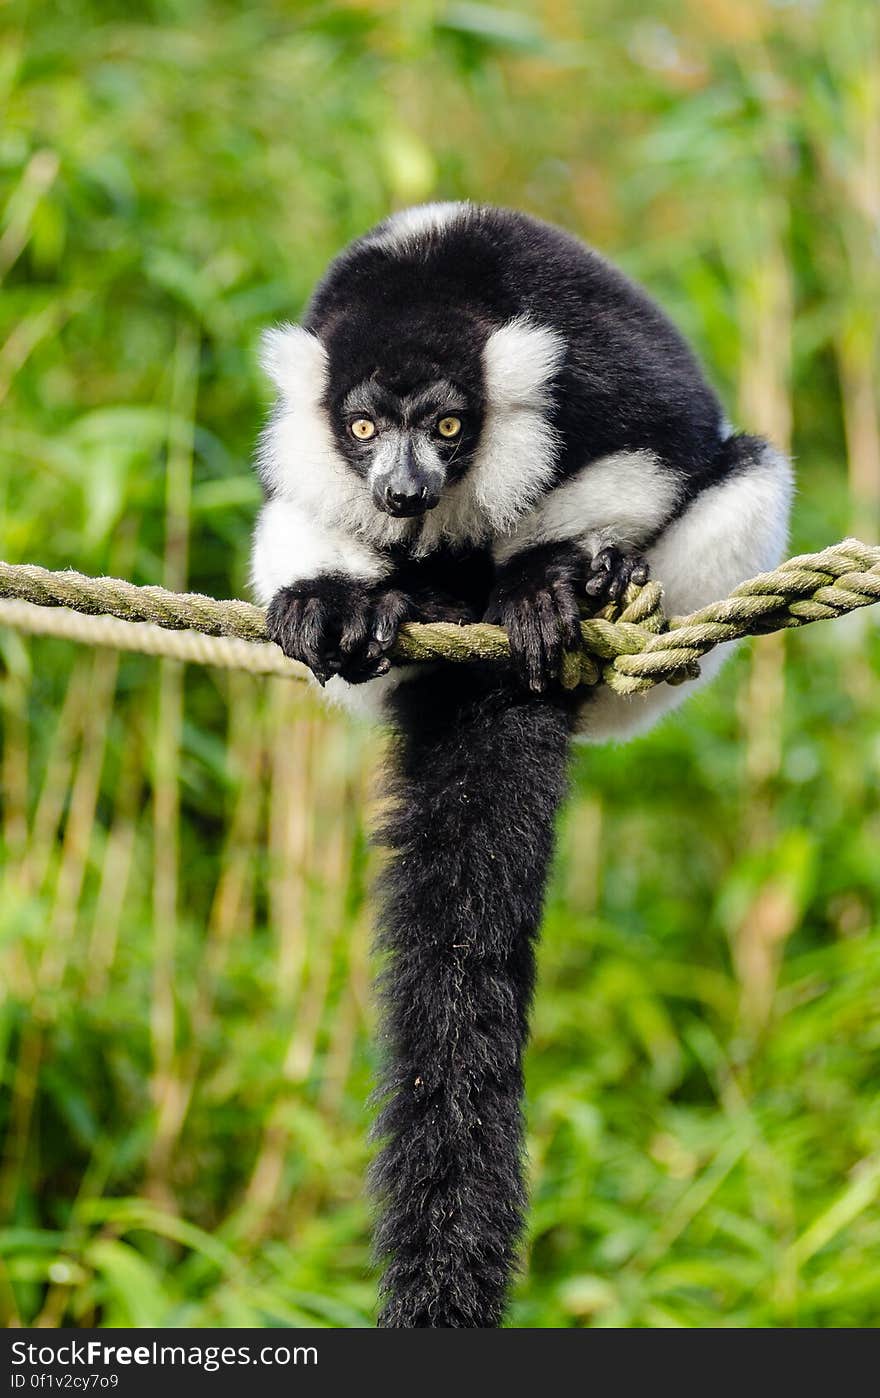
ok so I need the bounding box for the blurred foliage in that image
[1,0,879,1328]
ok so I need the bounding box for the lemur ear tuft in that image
[259,323,328,398]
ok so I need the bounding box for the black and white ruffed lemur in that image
[250,203,793,1328]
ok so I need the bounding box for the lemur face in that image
[333,374,482,517]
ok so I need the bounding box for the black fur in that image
[302,205,726,491]
[372,666,576,1327]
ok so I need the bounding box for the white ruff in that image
[466,317,566,536]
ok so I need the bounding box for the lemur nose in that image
[385,485,427,512]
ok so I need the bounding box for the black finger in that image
[535,589,561,680]
[584,574,609,599]
[265,592,304,658]
[518,608,548,693]
[371,591,409,649]
[550,578,582,650]
[584,553,614,597]
[607,570,625,601]
[505,607,537,692]
[340,606,370,655]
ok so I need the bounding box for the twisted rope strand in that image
[0,598,309,679]
[605,543,880,695]
[0,540,877,695]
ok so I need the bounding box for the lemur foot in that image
[584,547,649,608]
[485,543,583,694]
[266,576,411,685]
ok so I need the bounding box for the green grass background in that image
[1,0,879,1327]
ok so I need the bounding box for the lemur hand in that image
[584,546,649,607]
[485,543,584,694]
[266,576,411,685]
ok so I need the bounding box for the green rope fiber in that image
[0,539,878,696]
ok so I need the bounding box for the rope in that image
[0,599,309,680]
[0,539,878,695]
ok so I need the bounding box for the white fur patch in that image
[250,496,387,606]
[259,323,327,398]
[646,445,793,618]
[257,329,391,544]
[576,444,794,743]
[468,317,566,534]
[482,317,564,409]
[494,449,679,564]
[368,202,469,254]
[256,322,349,509]
[322,668,409,721]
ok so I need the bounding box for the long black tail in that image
[371,665,574,1327]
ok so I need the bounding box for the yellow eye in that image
[350,418,376,440]
[437,416,461,438]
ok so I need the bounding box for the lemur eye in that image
[350,418,376,440]
[437,416,461,438]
